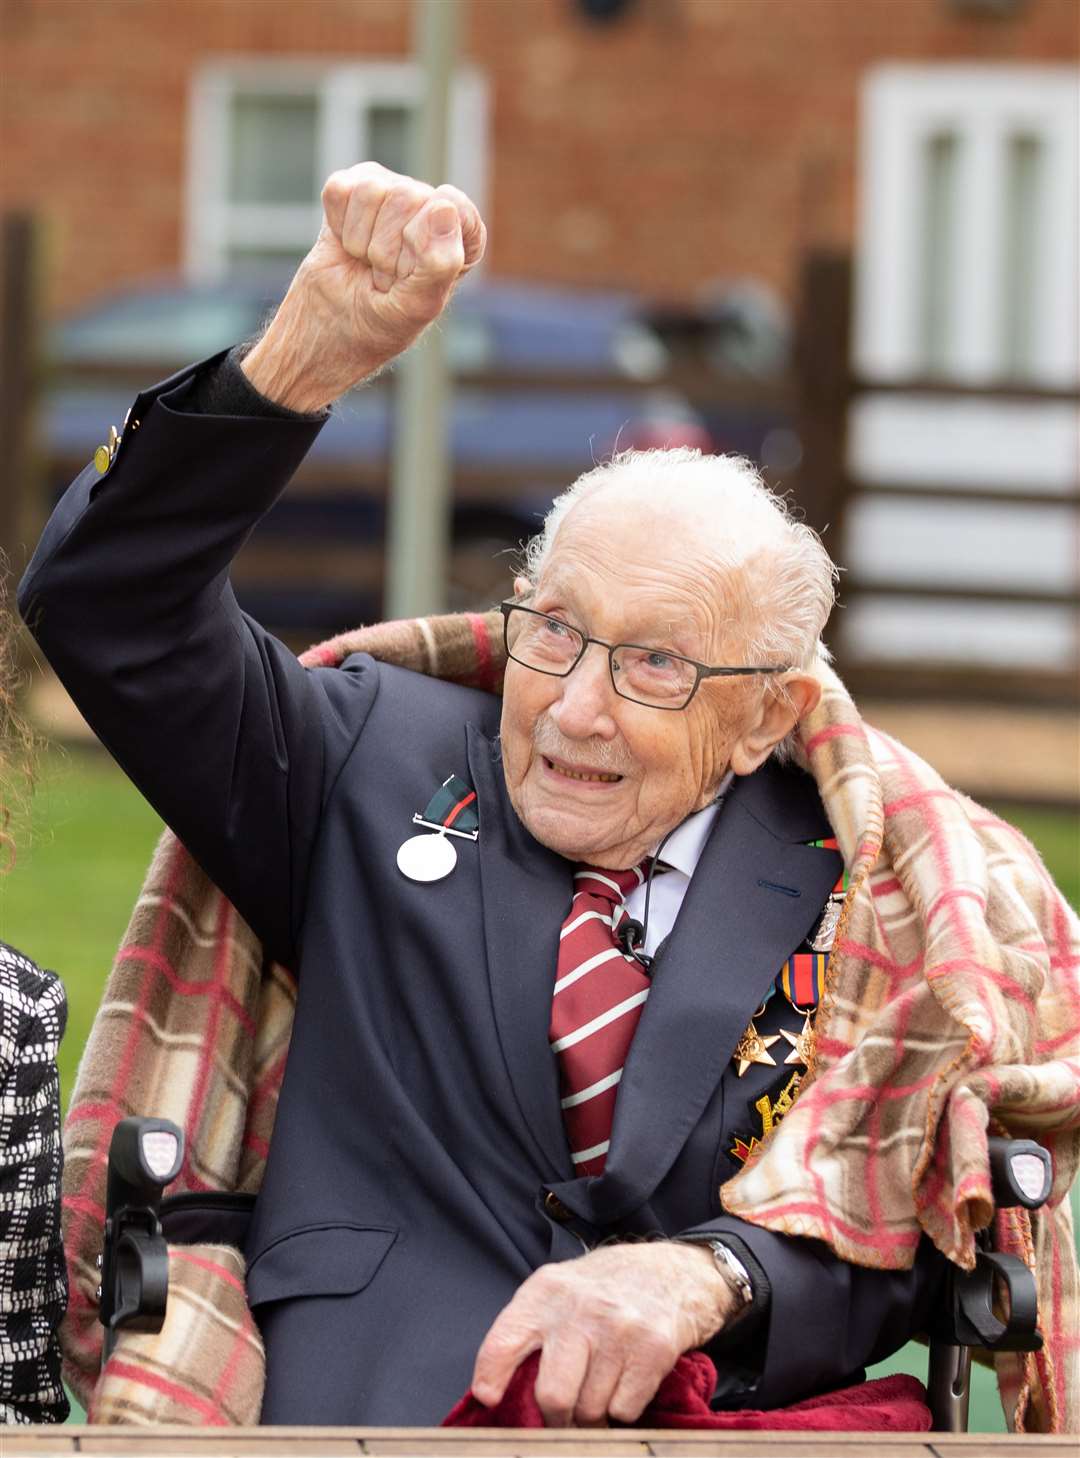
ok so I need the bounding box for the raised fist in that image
[243,162,487,413]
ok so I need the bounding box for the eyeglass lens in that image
[504,606,697,708]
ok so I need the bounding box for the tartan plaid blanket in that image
[60,611,1079,1431]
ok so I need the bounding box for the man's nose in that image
[548,643,618,738]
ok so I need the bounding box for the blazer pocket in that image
[246,1223,397,1307]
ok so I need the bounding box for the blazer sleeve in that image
[679,1215,947,1408]
[18,355,378,969]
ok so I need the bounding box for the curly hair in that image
[0,570,36,875]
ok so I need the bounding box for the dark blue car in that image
[46,276,713,634]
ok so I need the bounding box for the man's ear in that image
[728,673,822,776]
[512,574,531,599]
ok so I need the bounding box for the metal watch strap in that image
[682,1237,754,1309]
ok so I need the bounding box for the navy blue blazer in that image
[19,357,943,1425]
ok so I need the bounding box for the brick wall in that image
[1,0,1076,316]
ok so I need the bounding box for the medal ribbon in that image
[421,774,479,834]
[776,952,828,1008]
[812,836,846,895]
[773,837,844,1009]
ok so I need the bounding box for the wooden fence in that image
[796,252,1080,711]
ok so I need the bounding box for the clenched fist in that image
[242,162,486,413]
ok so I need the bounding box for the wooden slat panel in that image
[230,544,384,587]
[848,481,1080,510]
[850,377,1080,404]
[840,579,1080,607]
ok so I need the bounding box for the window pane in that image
[921,132,959,374]
[230,93,318,204]
[227,244,307,278]
[367,104,412,175]
[1002,134,1041,379]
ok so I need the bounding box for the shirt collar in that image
[653,770,734,879]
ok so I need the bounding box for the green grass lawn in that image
[1,745,1076,1431]
[0,748,164,1101]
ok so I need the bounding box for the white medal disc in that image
[397,832,457,883]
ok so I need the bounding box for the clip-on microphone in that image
[616,916,652,971]
[615,825,679,974]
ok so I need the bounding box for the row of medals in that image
[732,891,842,1080]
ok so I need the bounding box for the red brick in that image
[0,0,1075,316]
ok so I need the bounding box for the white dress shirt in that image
[623,772,734,957]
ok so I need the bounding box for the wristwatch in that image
[689,1238,754,1311]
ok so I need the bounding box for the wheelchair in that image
[97,1115,1053,1432]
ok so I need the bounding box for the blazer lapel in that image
[466,725,574,1182]
[553,760,841,1226]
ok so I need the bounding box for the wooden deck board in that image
[1,1429,1069,1457]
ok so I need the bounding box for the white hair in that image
[520,448,839,757]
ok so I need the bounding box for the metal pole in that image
[385,0,460,620]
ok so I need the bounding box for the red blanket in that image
[443,1351,932,1431]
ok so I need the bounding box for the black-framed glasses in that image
[500,602,791,712]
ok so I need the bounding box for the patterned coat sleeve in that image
[0,943,69,1424]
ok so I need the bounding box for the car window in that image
[52,293,272,366]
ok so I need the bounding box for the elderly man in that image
[20,165,946,1426]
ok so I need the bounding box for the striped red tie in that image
[550,862,651,1177]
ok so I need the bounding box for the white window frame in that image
[185,58,489,282]
[855,64,1078,384]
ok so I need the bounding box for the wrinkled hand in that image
[243,161,486,412]
[471,1243,736,1427]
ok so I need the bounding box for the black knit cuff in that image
[185,344,329,422]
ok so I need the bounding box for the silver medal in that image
[812,896,843,952]
[397,830,458,883]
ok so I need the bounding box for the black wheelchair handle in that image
[100,1116,185,1367]
[105,1116,184,1218]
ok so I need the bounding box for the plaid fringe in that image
[60,613,1079,1432]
